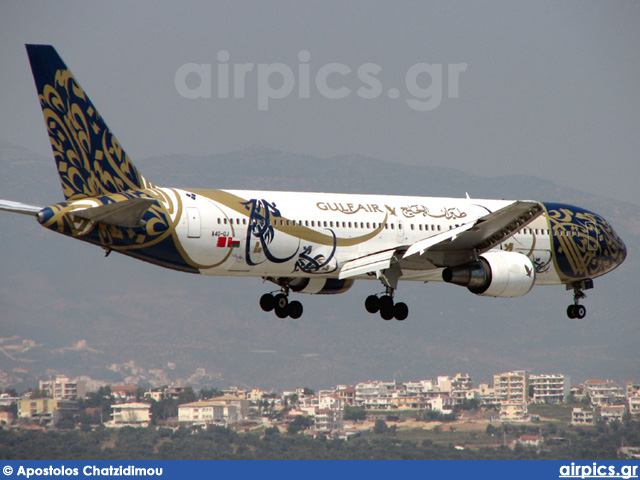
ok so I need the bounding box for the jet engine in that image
[442,251,535,298]
[288,277,354,295]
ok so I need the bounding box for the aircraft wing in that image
[338,249,397,280]
[71,197,156,227]
[0,199,42,216]
[402,200,544,267]
[339,201,544,279]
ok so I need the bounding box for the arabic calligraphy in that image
[400,205,467,220]
[242,199,298,266]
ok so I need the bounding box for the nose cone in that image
[545,203,627,281]
[602,219,627,273]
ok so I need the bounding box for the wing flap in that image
[0,199,43,216]
[71,197,155,227]
[339,249,396,279]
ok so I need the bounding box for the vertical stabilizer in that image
[26,44,152,200]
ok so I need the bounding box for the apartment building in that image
[571,408,595,425]
[178,396,249,427]
[17,398,77,426]
[583,380,622,406]
[108,402,151,427]
[529,374,566,404]
[355,381,398,409]
[600,405,627,424]
[39,376,86,400]
[629,395,640,416]
[314,408,343,434]
[494,371,527,403]
[499,401,530,422]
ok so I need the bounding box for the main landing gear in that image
[566,280,593,319]
[260,288,303,319]
[364,287,409,321]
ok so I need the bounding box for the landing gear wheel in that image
[379,295,394,321]
[288,301,303,319]
[365,295,380,314]
[275,303,289,318]
[274,293,288,310]
[394,302,408,321]
[567,304,586,319]
[260,293,275,312]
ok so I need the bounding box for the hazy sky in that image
[1,1,639,205]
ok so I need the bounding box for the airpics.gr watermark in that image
[175,50,467,111]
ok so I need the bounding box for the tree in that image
[344,406,367,422]
[374,420,389,434]
[287,415,313,434]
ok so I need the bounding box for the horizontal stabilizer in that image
[0,199,43,216]
[71,197,156,227]
[339,249,397,279]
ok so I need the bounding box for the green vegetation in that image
[527,404,573,422]
[2,420,640,460]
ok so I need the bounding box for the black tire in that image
[394,302,409,321]
[289,301,303,319]
[365,295,380,314]
[379,295,394,321]
[575,305,586,319]
[274,293,288,310]
[260,293,275,312]
[567,305,576,319]
[275,303,289,318]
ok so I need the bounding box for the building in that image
[571,408,595,425]
[0,393,19,407]
[17,398,77,426]
[499,401,530,422]
[529,374,566,404]
[335,386,356,406]
[39,376,86,400]
[628,395,640,416]
[494,371,527,403]
[583,380,621,406]
[179,400,242,427]
[107,403,151,427]
[355,381,399,409]
[112,385,140,402]
[517,434,544,447]
[144,385,188,402]
[600,405,627,424]
[314,408,343,434]
[626,382,640,398]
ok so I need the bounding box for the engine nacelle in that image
[442,251,535,298]
[288,277,354,295]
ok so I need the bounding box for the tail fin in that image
[26,44,153,200]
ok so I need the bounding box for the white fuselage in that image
[168,188,560,286]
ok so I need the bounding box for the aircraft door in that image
[396,219,407,242]
[186,207,201,238]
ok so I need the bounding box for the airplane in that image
[0,45,628,321]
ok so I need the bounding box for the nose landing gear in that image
[566,280,593,319]
[365,287,409,321]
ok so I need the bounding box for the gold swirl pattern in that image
[545,203,626,282]
[35,60,152,200]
